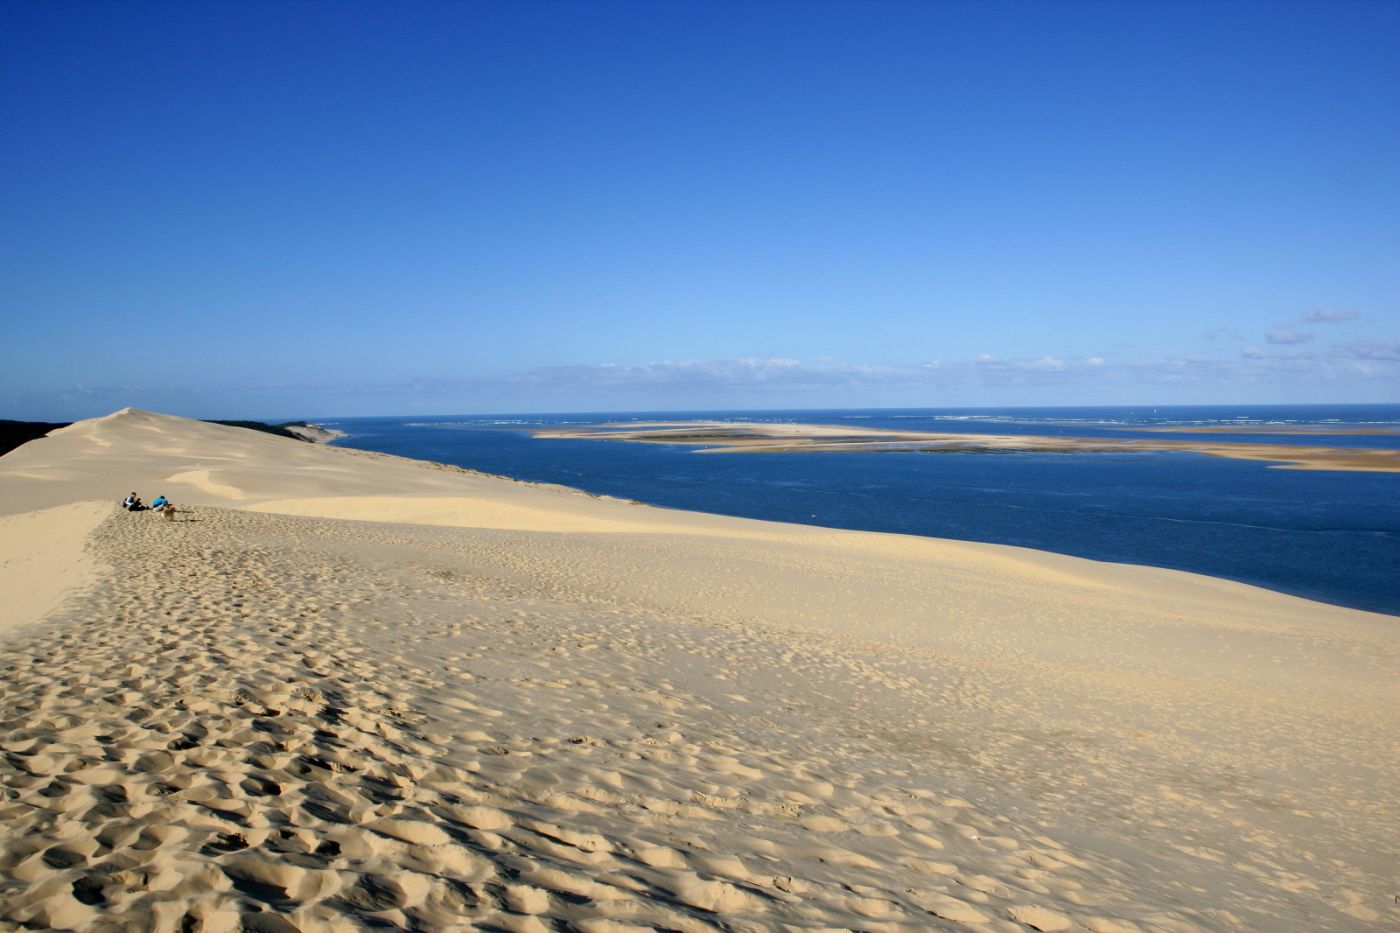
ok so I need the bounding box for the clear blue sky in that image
[2,0,1396,420]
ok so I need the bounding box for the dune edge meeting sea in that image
[331,406,1400,615]
[0,408,1397,930]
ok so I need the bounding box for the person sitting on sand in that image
[123,492,145,511]
[150,495,170,512]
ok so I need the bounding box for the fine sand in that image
[1,409,1397,931]
[536,421,1400,472]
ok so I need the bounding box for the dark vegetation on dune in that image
[0,418,322,456]
[206,420,308,441]
[0,420,71,456]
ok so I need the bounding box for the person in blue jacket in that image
[150,495,170,512]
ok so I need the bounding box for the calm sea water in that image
[325,406,1400,616]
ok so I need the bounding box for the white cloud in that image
[1302,308,1360,323]
[1338,339,1399,361]
[1266,329,1314,345]
[1201,327,1243,341]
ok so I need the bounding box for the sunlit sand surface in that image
[1,409,1396,929]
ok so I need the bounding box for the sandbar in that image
[536,420,1400,472]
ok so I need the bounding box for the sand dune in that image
[0,409,1396,930]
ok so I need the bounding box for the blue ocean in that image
[324,406,1400,616]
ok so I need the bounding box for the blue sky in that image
[2,0,1397,420]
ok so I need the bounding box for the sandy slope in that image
[0,501,110,635]
[0,409,1396,931]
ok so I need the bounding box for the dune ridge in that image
[0,408,1396,930]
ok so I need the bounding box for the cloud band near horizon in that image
[5,340,1398,421]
